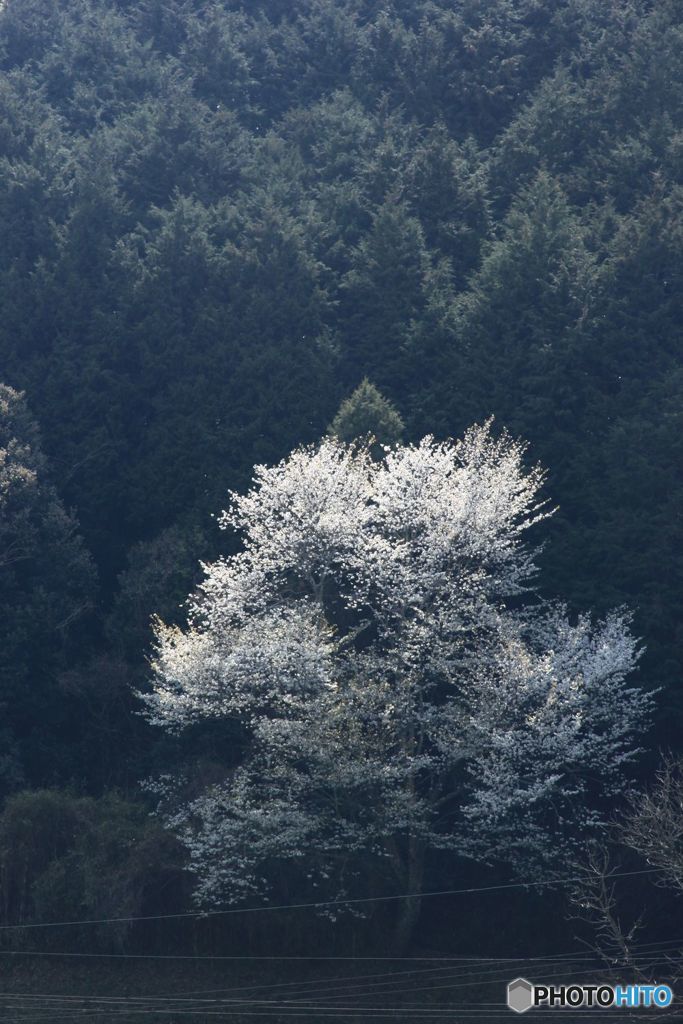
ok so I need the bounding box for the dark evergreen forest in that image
[0,0,681,1017]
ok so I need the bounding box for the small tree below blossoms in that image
[144,424,652,946]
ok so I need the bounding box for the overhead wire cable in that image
[0,867,660,932]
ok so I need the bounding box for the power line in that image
[164,942,683,1009]
[0,868,659,932]
[0,1005,677,1021]
[2,935,677,964]
[0,948,598,962]
[0,924,677,1022]
[1,949,679,1014]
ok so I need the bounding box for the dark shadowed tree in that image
[0,385,96,790]
[328,378,405,453]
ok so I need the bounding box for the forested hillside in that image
[0,0,681,1008]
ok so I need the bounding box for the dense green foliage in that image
[0,789,186,945]
[0,386,96,792]
[0,0,681,965]
[328,377,405,451]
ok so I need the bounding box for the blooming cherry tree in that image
[144,424,651,942]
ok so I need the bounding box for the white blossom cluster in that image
[144,424,652,907]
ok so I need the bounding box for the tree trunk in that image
[391,837,424,954]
